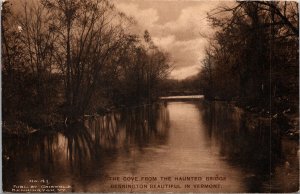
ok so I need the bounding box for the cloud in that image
[170,65,200,80]
[114,1,230,79]
[152,35,176,50]
[161,4,217,41]
[153,36,207,66]
[116,3,159,31]
[158,38,207,79]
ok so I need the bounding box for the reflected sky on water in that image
[3,101,299,192]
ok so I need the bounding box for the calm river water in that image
[3,100,299,192]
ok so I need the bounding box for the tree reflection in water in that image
[3,101,298,192]
[3,103,170,191]
[198,100,298,192]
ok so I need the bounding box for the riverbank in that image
[241,104,298,140]
[204,97,299,140]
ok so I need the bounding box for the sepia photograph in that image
[1,0,299,193]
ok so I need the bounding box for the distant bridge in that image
[159,95,204,101]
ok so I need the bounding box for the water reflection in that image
[199,101,298,192]
[3,101,298,192]
[84,103,170,149]
[3,103,170,191]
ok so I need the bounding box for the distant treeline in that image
[198,2,298,113]
[2,0,171,128]
[160,77,202,96]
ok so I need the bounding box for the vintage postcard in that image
[1,0,299,193]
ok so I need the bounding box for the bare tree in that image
[42,0,132,120]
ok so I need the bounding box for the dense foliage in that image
[199,2,298,113]
[2,0,171,128]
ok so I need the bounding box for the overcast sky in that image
[114,0,234,80]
